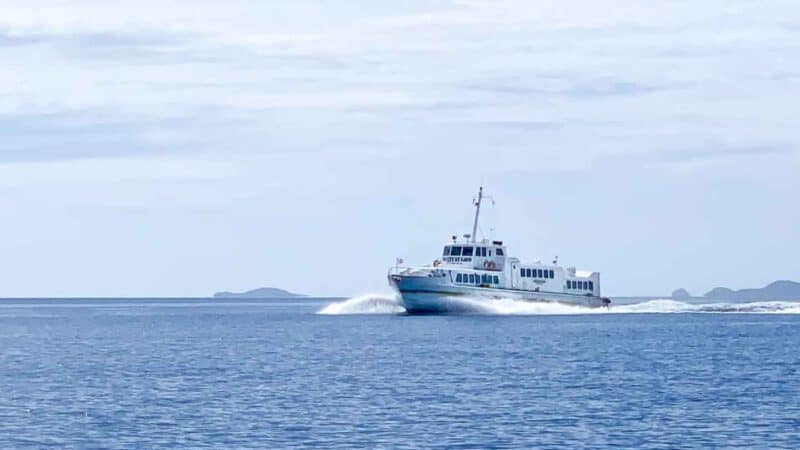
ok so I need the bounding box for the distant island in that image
[671,288,691,299]
[213,287,306,299]
[672,280,800,302]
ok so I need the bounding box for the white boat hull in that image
[389,272,609,314]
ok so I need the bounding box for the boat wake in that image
[317,294,800,315]
[317,293,407,315]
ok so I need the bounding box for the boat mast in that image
[471,186,483,243]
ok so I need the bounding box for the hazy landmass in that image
[213,287,305,299]
[671,288,691,299]
[702,280,800,301]
[668,280,800,302]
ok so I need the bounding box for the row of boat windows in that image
[568,280,594,290]
[455,273,500,285]
[444,246,504,257]
[520,268,555,279]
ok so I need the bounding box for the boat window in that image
[526,268,532,278]
[580,281,585,289]
[456,273,462,283]
[462,246,474,257]
[549,270,554,279]
[520,268,525,277]
[468,274,475,283]
[568,281,573,289]
[482,247,487,257]
[589,281,593,290]
[493,276,499,284]
[450,246,462,256]
[537,269,543,278]
[488,250,492,256]
[443,246,451,256]
[495,248,504,256]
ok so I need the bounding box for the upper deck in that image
[440,239,507,271]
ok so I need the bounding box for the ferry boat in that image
[388,187,610,313]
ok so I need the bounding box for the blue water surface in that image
[1,298,799,449]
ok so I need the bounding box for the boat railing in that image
[388,265,447,277]
[388,266,407,277]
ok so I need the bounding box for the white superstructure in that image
[388,187,610,313]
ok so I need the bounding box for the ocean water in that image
[1,296,799,449]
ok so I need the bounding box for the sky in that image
[1,0,798,297]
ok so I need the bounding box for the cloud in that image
[0,157,236,187]
[464,77,677,99]
[654,145,793,163]
[601,144,793,166]
[0,0,797,295]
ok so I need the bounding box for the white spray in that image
[317,294,800,315]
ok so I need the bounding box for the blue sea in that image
[1,295,799,449]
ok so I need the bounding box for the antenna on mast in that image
[471,187,483,243]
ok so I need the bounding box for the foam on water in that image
[317,293,406,315]
[318,294,800,315]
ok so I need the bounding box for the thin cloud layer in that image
[0,1,797,296]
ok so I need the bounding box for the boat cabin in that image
[441,239,506,271]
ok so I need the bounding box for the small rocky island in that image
[213,287,305,299]
[671,288,691,299]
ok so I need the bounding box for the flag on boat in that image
[396,257,404,265]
